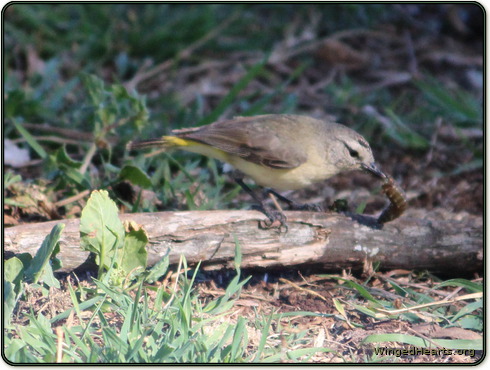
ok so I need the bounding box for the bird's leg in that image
[263,188,324,212]
[231,172,287,229]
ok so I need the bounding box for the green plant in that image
[4,223,64,328]
[79,189,149,284]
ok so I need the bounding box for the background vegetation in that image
[4,3,483,363]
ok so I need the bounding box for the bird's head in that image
[330,128,386,179]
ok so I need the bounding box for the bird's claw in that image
[258,210,288,232]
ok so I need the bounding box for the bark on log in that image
[4,208,483,274]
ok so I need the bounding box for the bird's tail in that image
[126,136,186,151]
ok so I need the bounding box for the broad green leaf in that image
[55,146,82,168]
[80,190,125,271]
[119,165,152,188]
[120,221,148,274]
[4,281,17,327]
[4,256,24,288]
[24,223,65,284]
[146,253,170,284]
[16,253,33,270]
[40,262,60,289]
[62,167,91,188]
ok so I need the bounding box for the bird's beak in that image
[361,162,386,179]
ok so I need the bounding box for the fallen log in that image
[4,208,483,274]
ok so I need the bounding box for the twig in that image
[268,28,399,65]
[406,325,445,349]
[268,192,284,213]
[11,136,82,146]
[375,292,482,315]
[22,123,93,141]
[79,143,97,175]
[359,71,413,93]
[279,277,331,302]
[54,190,91,208]
[441,286,464,301]
[55,326,64,362]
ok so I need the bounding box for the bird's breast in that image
[227,150,338,191]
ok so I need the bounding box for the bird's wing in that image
[173,116,307,169]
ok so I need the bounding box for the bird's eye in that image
[348,148,359,158]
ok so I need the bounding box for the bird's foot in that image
[252,205,288,232]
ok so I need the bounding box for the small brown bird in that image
[127,114,386,226]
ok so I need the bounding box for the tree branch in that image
[4,209,482,274]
